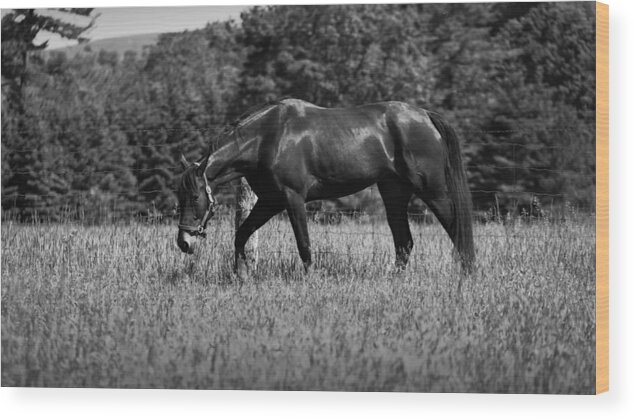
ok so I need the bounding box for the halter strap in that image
[178,174,216,236]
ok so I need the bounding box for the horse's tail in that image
[427,112,475,272]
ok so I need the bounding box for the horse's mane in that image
[231,98,288,128]
[208,98,291,153]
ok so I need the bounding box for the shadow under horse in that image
[176,98,475,277]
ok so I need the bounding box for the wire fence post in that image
[235,177,258,268]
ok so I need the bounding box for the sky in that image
[2,5,249,49]
[1,0,545,50]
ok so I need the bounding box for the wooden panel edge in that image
[595,1,609,395]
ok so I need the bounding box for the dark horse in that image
[176,99,474,276]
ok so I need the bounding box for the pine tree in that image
[2,9,97,220]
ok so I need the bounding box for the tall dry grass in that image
[1,215,595,392]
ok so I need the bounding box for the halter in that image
[178,171,216,237]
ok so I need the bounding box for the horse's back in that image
[252,99,447,199]
[265,100,391,197]
[277,99,442,147]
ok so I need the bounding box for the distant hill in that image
[48,32,161,58]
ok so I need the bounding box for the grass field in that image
[1,214,596,393]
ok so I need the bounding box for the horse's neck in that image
[205,135,256,187]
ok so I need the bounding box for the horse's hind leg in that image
[283,190,312,272]
[421,194,455,242]
[377,180,414,271]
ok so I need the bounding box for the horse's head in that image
[176,154,216,254]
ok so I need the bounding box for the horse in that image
[176,98,475,278]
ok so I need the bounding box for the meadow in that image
[1,214,596,393]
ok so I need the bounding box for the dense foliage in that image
[1,3,596,221]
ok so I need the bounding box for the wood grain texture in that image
[595,1,609,395]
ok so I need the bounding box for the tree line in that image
[1,3,597,222]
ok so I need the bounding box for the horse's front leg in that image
[234,198,283,279]
[284,191,312,272]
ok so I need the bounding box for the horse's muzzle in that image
[177,230,197,254]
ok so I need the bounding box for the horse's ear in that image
[179,154,189,170]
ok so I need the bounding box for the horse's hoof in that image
[235,259,249,282]
[391,263,407,276]
[236,270,248,283]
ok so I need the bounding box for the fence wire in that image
[2,120,596,236]
[2,131,597,155]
